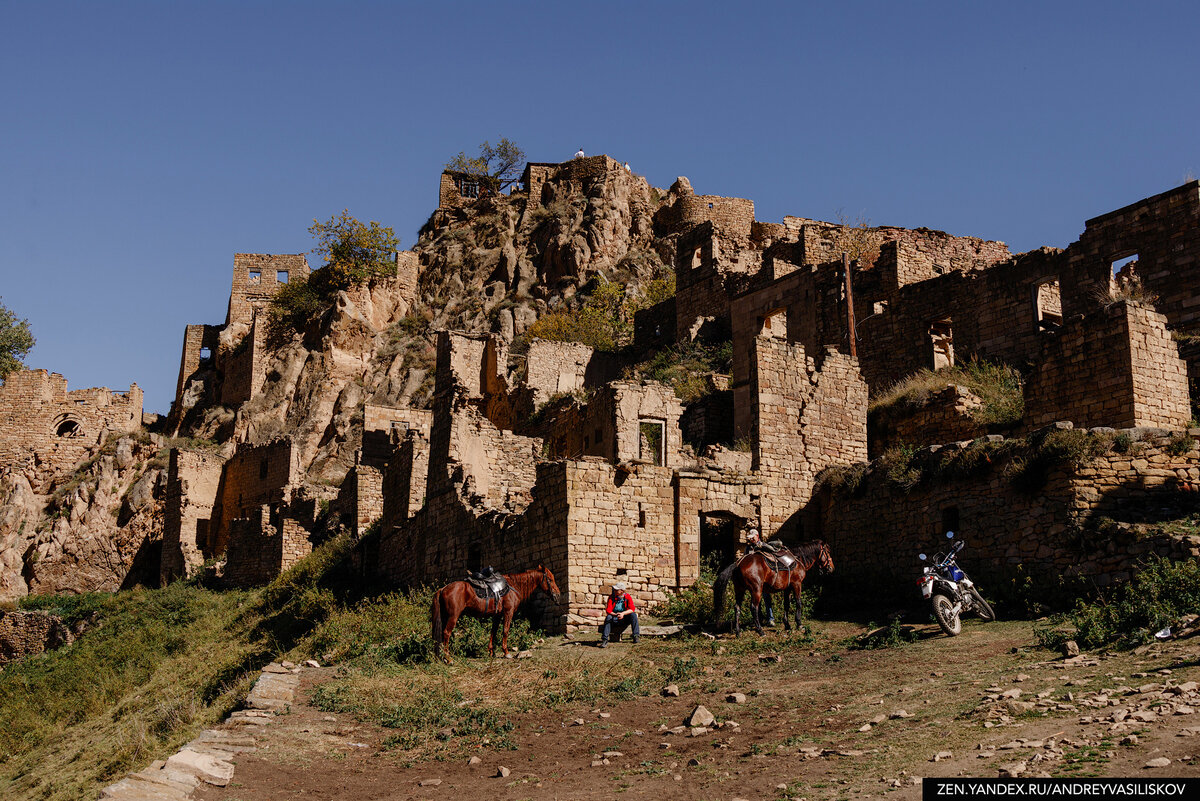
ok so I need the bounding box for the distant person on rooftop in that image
[624,162,631,171]
[574,148,585,159]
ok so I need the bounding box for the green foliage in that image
[525,281,630,351]
[267,211,399,341]
[1167,433,1196,456]
[445,137,526,192]
[814,462,869,496]
[870,359,1024,428]
[628,340,732,403]
[880,442,921,491]
[849,617,918,650]
[0,296,35,378]
[1034,556,1200,650]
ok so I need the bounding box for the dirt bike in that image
[918,531,995,636]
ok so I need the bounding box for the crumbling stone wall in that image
[224,506,313,588]
[807,431,1200,601]
[674,222,762,341]
[523,339,615,408]
[675,469,761,587]
[227,254,309,328]
[173,324,220,408]
[380,428,430,531]
[335,461,384,537]
[748,339,867,536]
[210,438,300,556]
[656,183,755,238]
[1024,301,1190,431]
[362,404,431,468]
[219,315,266,406]
[0,370,142,471]
[0,609,76,665]
[870,385,986,457]
[160,448,225,583]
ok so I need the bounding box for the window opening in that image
[276,271,289,283]
[1111,253,1139,280]
[638,419,665,466]
[929,317,954,370]
[459,179,479,199]
[248,270,261,283]
[707,202,714,209]
[615,568,628,576]
[199,347,212,362]
[259,458,268,480]
[390,420,408,432]
[1033,279,1062,331]
[55,419,81,438]
[691,246,703,269]
[761,308,787,340]
[638,502,646,528]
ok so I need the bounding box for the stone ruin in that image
[6,156,1200,632]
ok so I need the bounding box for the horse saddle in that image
[749,545,797,572]
[466,567,510,602]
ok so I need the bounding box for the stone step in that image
[99,775,191,801]
[163,747,235,787]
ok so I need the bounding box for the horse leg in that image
[751,587,764,636]
[443,607,461,662]
[733,585,743,636]
[501,607,514,657]
[489,614,500,658]
[780,582,792,633]
[796,582,805,632]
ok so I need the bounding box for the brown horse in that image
[430,565,561,661]
[712,540,834,635]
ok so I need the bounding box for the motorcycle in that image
[918,531,996,636]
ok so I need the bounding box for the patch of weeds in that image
[1033,556,1200,650]
[848,617,918,650]
[1167,433,1196,456]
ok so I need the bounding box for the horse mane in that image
[793,539,828,565]
[504,567,544,600]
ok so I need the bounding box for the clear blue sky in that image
[2,1,1197,414]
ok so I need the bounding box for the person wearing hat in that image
[599,582,639,647]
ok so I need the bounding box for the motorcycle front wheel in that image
[932,593,962,636]
[968,587,996,622]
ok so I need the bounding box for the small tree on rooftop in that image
[0,298,34,378]
[445,138,526,194]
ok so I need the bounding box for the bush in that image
[1034,556,1200,650]
[629,340,733,403]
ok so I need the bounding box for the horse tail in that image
[430,589,444,653]
[712,562,738,628]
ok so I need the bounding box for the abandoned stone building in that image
[7,154,1200,632]
[0,368,143,474]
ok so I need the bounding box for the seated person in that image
[599,583,639,647]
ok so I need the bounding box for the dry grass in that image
[870,359,1024,428]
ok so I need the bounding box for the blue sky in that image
[2,1,1197,414]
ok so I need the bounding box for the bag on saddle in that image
[466,566,510,601]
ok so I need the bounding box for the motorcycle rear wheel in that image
[932,593,962,636]
[968,587,996,622]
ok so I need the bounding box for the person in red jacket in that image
[599,582,639,647]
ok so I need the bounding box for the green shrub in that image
[870,359,1024,428]
[1034,556,1200,650]
[1167,434,1196,456]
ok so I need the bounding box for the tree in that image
[267,211,399,341]
[445,138,526,194]
[0,298,34,378]
[307,210,401,295]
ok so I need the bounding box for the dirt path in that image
[196,621,1200,801]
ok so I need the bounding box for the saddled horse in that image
[712,540,834,635]
[430,565,561,661]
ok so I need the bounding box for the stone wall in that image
[210,438,300,555]
[1024,301,1190,431]
[160,447,225,583]
[536,381,684,468]
[0,369,142,472]
[524,339,609,408]
[658,191,755,238]
[748,339,868,536]
[0,609,76,665]
[219,315,266,406]
[173,324,220,408]
[362,404,431,468]
[807,431,1200,602]
[675,469,761,587]
[224,507,313,588]
[380,427,430,533]
[870,385,986,457]
[227,254,309,328]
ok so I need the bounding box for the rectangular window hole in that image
[615,568,628,576]
[248,270,261,283]
[1033,278,1062,331]
[276,271,289,283]
[638,503,646,528]
[259,458,268,479]
[199,347,212,361]
[638,419,665,466]
[1111,253,1139,278]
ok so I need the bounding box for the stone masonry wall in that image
[675,470,761,587]
[160,448,225,583]
[227,254,309,328]
[0,610,76,665]
[807,431,1200,602]
[870,385,986,457]
[173,324,220,408]
[0,369,142,472]
[750,339,867,536]
[223,507,313,588]
[1024,301,1190,431]
[210,438,299,556]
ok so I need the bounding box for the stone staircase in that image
[98,662,305,800]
